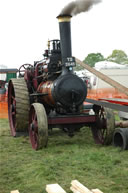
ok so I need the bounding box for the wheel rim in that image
[8,81,17,136]
[29,106,39,150]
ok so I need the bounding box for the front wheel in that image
[28,103,48,150]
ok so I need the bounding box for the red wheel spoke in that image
[12,101,16,106]
[11,95,16,101]
[31,110,36,121]
[32,112,37,127]
[31,112,34,121]
[33,114,37,122]
[34,133,38,142]
[29,107,39,149]
[12,111,16,116]
[11,105,14,113]
[9,88,16,136]
[35,125,38,133]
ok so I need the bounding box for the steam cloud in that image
[60,0,101,16]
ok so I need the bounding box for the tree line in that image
[75,49,128,70]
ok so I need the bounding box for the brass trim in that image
[58,16,71,22]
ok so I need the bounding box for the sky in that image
[0,0,128,68]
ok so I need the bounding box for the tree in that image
[107,50,128,65]
[83,53,105,67]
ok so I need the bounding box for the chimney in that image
[57,15,75,73]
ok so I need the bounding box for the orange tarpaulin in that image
[0,102,8,118]
[87,88,128,101]
[0,95,8,119]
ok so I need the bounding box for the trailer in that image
[76,58,128,150]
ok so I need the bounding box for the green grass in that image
[114,111,121,121]
[0,118,128,193]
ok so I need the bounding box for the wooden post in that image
[70,180,104,193]
[70,186,81,193]
[46,184,67,193]
[71,180,92,193]
[91,189,103,193]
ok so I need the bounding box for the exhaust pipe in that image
[57,15,75,74]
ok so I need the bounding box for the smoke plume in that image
[60,0,101,16]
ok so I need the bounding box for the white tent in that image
[95,61,128,70]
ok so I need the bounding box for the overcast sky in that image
[0,0,128,68]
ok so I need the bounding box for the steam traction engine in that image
[8,15,115,150]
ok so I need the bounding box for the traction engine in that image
[8,15,115,150]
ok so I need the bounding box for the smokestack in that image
[57,0,102,72]
[57,15,74,71]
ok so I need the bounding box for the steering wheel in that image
[19,64,33,77]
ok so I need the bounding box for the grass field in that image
[0,118,128,193]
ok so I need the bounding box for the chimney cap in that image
[57,14,72,22]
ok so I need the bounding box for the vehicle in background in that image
[76,61,128,119]
[0,65,18,102]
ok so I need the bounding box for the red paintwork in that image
[48,115,96,125]
[8,82,16,136]
[99,98,128,106]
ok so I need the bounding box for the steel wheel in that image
[8,78,30,136]
[29,103,48,150]
[8,84,16,136]
[91,107,115,145]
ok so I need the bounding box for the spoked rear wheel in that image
[91,107,115,145]
[29,103,48,150]
[8,78,30,136]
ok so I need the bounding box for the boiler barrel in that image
[37,81,55,106]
